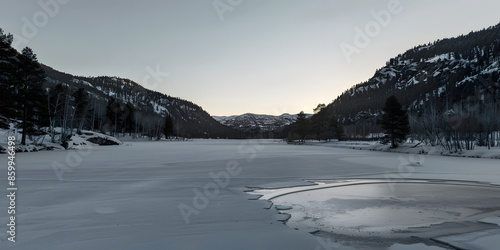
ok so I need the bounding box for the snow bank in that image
[0,128,123,153]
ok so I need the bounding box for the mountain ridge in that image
[213,113,312,133]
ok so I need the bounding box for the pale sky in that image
[1,0,500,116]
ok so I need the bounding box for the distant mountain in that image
[319,23,500,138]
[41,66,243,138]
[213,113,311,133]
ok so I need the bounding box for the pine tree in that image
[380,95,410,148]
[295,111,308,142]
[0,29,17,128]
[164,115,174,139]
[124,102,135,136]
[15,47,48,145]
[311,109,328,141]
[327,115,344,141]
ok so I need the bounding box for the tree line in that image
[290,92,499,152]
[285,96,409,148]
[279,105,344,143]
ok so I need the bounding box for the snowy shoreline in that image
[300,140,500,159]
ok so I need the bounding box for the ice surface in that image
[0,139,499,249]
[257,181,500,239]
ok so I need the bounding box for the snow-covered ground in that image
[303,140,500,159]
[0,128,122,153]
[0,139,499,249]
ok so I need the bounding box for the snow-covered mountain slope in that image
[213,113,310,133]
[42,66,242,138]
[324,23,500,124]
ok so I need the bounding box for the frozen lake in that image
[1,139,499,249]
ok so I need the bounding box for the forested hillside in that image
[295,23,500,151]
[0,28,242,145]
